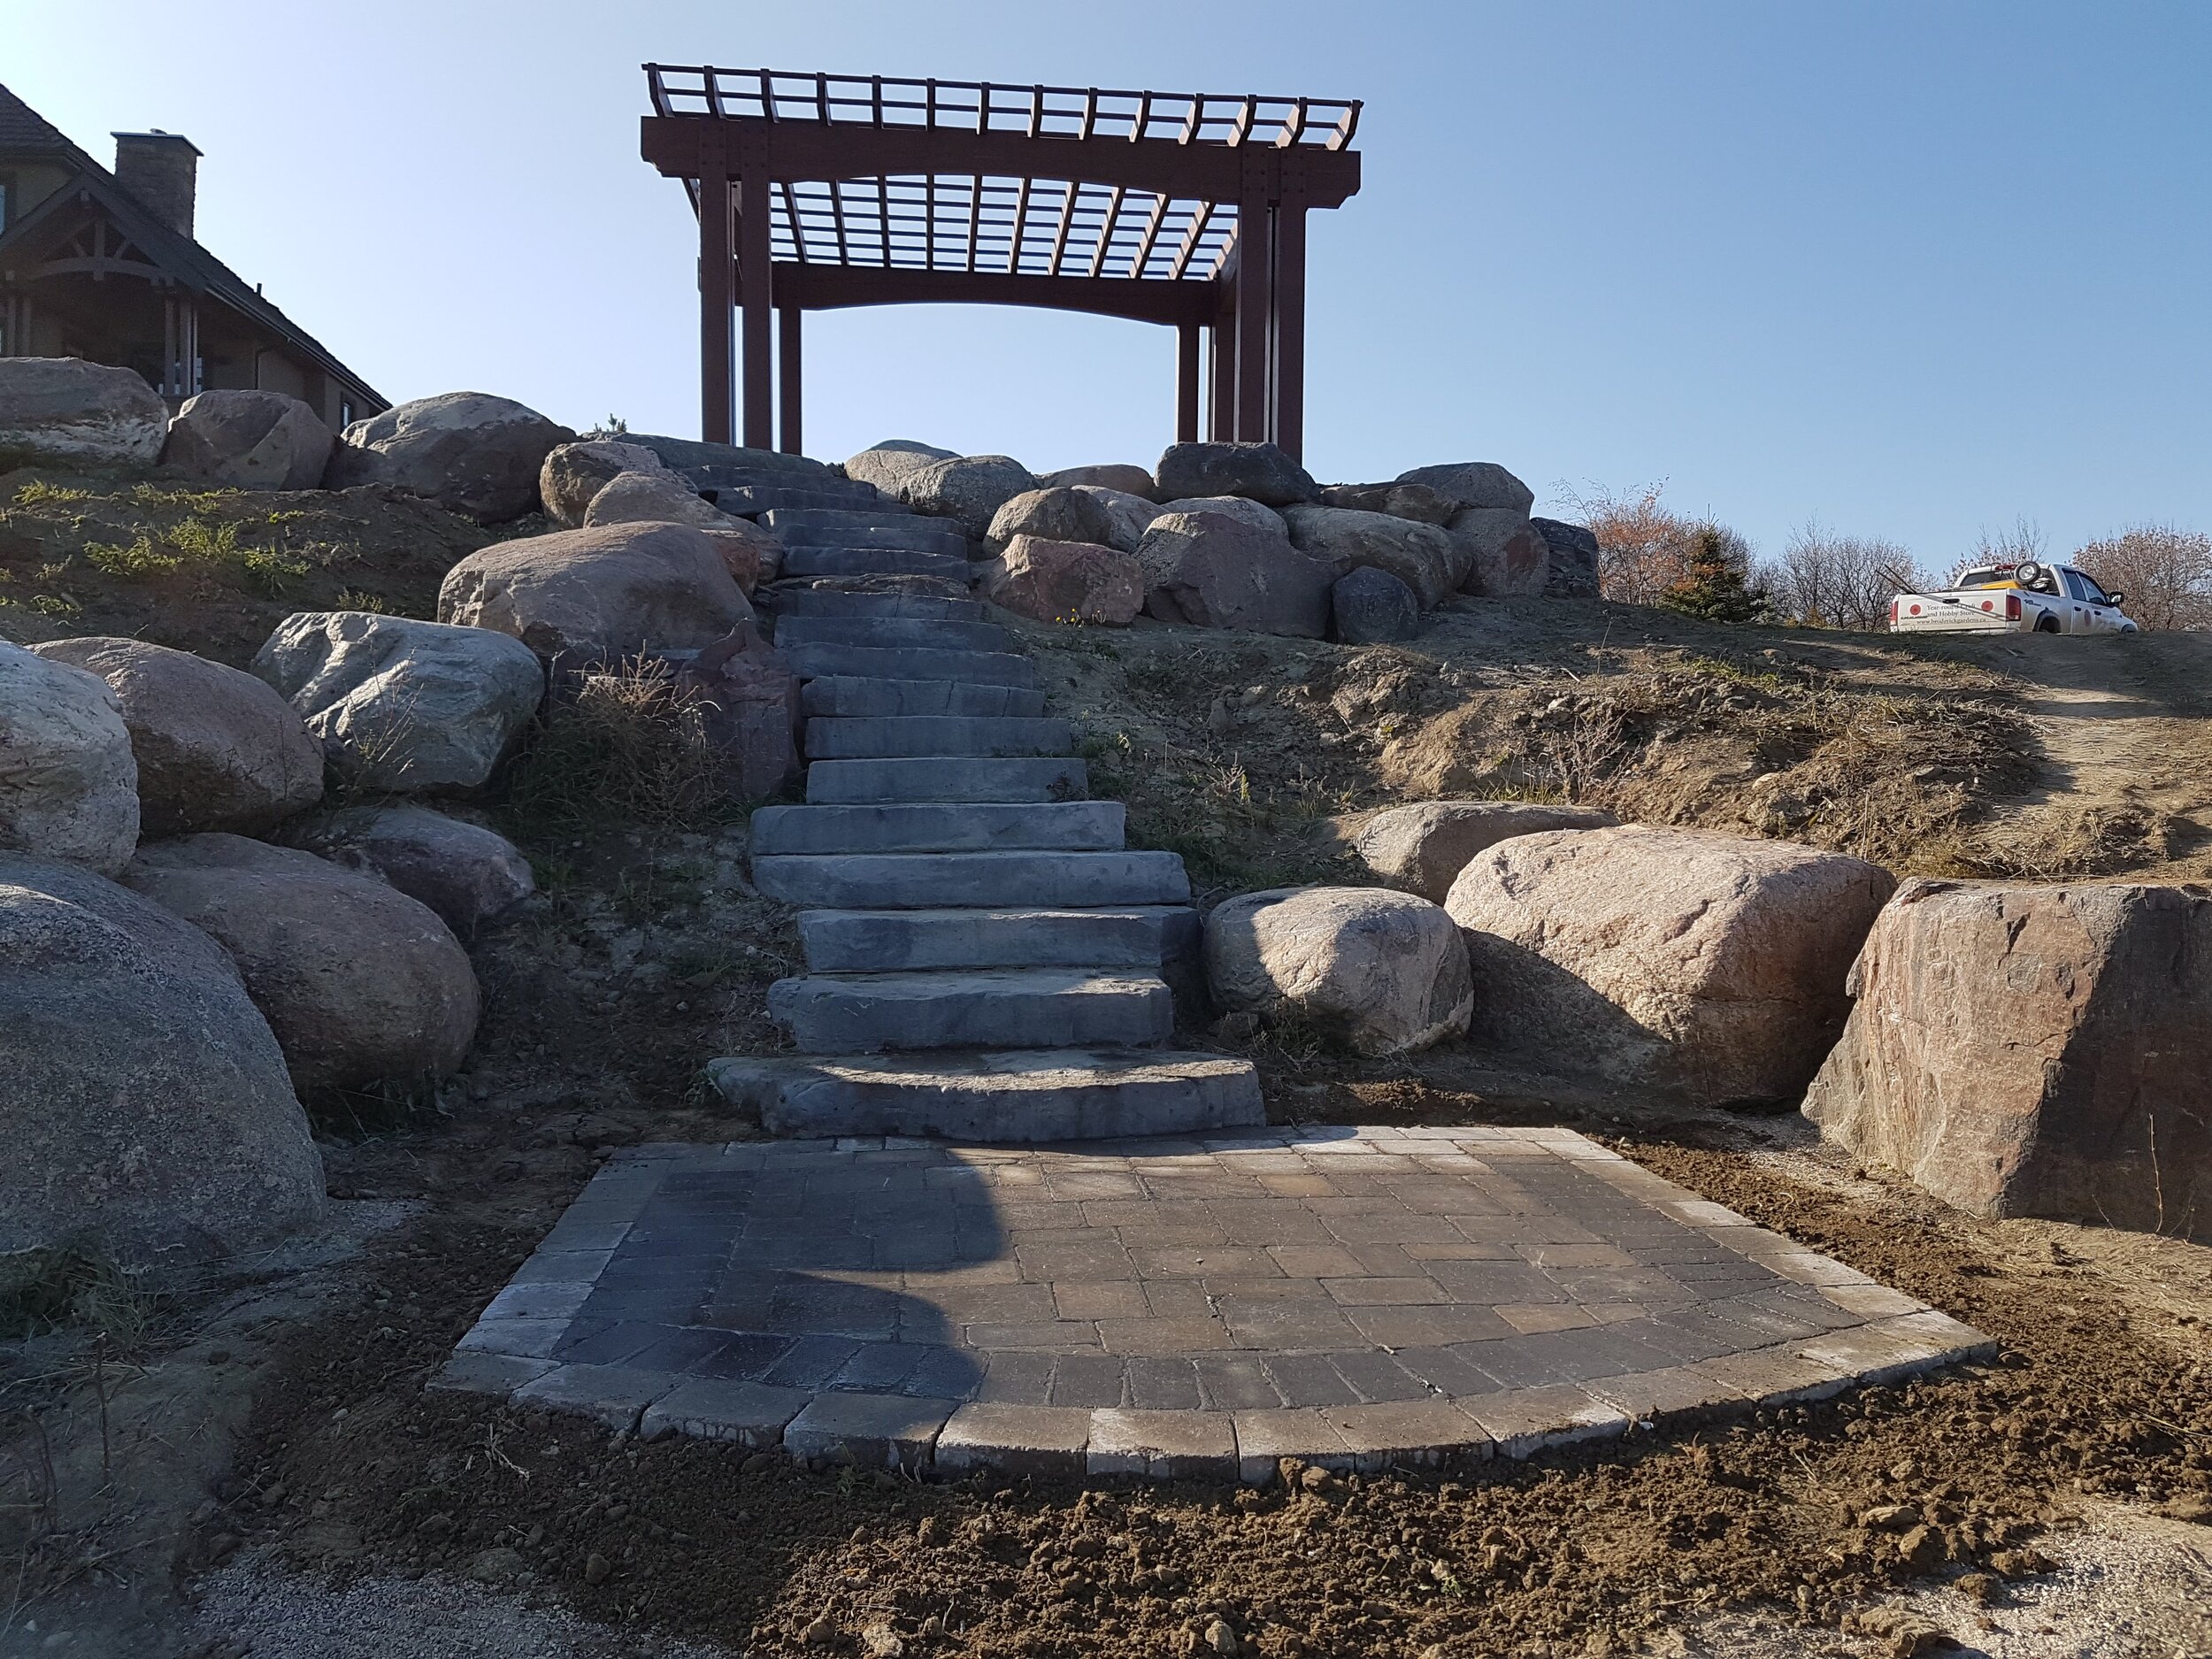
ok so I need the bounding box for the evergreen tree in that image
[1660,526,1770,623]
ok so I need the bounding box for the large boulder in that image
[583,470,777,591]
[1450,507,1550,597]
[439,521,752,662]
[0,357,167,468]
[30,637,323,837]
[1156,495,1286,537]
[981,536,1143,626]
[540,439,672,528]
[668,625,803,803]
[1041,463,1157,500]
[1445,826,1895,1104]
[1395,461,1535,516]
[252,612,544,792]
[1283,503,1466,608]
[842,440,957,498]
[0,853,324,1263]
[1205,887,1473,1056]
[1135,511,1337,639]
[122,834,479,1096]
[1531,518,1601,599]
[1317,481,1458,526]
[159,389,334,490]
[1071,485,1164,553]
[1155,442,1317,508]
[1355,801,1618,902]
[326,392,573,523]
[291,803,534,941]
[1803,880,2212,1239]
[1331,566,1419,644]
[0,641,139,876]
[899,454,1037,535]
[984,487,1117,553]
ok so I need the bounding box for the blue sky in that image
[13,1,2209,563]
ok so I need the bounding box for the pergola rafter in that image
[642,64,1360,458]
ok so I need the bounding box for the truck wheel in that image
[2034,615,2061,634]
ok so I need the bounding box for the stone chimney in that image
[111,130,201,239]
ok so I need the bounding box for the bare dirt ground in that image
[5,481,2212,1657]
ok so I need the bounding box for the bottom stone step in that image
[706,1048,1266,1140]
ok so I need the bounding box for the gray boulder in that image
[1071,485,1165,553]
[1395,461,1535,516]
[540,439,672,528]
[30,637,323,837]
[583,470,779,591]
[439,521,752,661]
[0,641,139,876]
[1155,442,1317,508]
[1532,518,1601,599]
[1156,495,1286,537]
[981,536,1144,626]
[291,804,534,941]
[984,487,1118,553]
[1284,503,1464,608]
[1136,511,1337,639]
[1317,481,1459,526]
[1353,800,1618,902]
[842,440,957,498]
[1330,566,1420,643]
[252,612,544,792]
[326,391,574,523]
[0,357,167,468]
[1450,507,1551,597]
[1446,826,1895,1105]
[123,834,479,1097]
[1205,886,1473,1056]
[1041,463,1157,500]
[900,454,1038,535]
[0,853,325,1263]
[159,389,334,490]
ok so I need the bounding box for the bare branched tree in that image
[1758,522,1928,631]
[2072,525,2212,630]
[1963,516,2047,580]
[1555,480,1754,606]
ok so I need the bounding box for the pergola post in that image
[1207,308,1236,442]
[1233,167,1272,442]
[698,166,734,446]
[736,136,774,450]
[1271,180,1309,462]
[1174,319,1202,442]
[778,302,803,455]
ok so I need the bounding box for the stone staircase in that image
[710,504,1265,1143]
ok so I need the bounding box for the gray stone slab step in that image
[805,757,1085,804]
[687,463,884,499]
[781,645,1038,688]
[767,969,1175,1052]
[763,510,966,552]
[796,906,1197,972]
[752,801,1124,856]
[751,849,1186,910]
[711,485,889,517]
[762,506,930,533]
[768,590,985,623]
[801,677,1046,719]
[776,616,1010,654]
[780,545,972,583]
[804,716,1073,760]
[708,1048,1266,1140]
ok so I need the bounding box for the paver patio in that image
[441,1125,1990,1482]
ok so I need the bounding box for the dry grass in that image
[502,658,748,837]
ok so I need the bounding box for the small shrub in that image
[85,534,181,577]
[503,658,743,834]
[0,1247,153,1350]
[10,480,90,508]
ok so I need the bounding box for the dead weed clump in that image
[502,660,745,838]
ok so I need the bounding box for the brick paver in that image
[443,1126,1990,1481]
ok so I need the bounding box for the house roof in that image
[0,81,384,410]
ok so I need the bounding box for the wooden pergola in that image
[641,66,1361,462]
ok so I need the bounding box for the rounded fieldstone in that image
[1331,565,1420,642]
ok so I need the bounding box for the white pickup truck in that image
[1890,561,2139,635]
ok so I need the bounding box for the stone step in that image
[796,906,1197,972]
[780,545,973,583]
[752,801,1124,857]
[805,757,1085,804]
[780,644,1038,688]
[708,1048,1266,1140]
[801,677,1046,719]
[775,616,1010,654]
[751,849,1186,910]
[763,508,966,549]
[766,590,985,623]
[767,969,1175,1052]
[804,716,1073,760]
[710,485,890,517]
